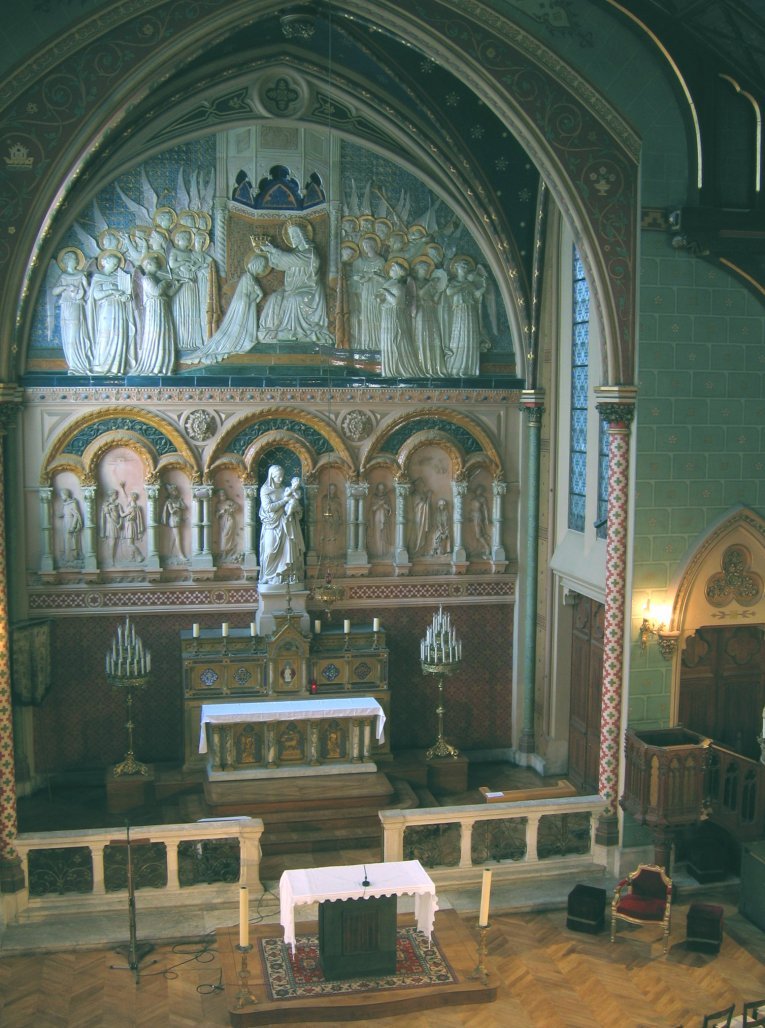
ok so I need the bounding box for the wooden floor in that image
[1,890,763,1027]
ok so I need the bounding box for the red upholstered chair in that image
[610,863,673,955]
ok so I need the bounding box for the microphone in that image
[361,865,370,888]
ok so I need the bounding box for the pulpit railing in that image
[8,817,264,922]
[706,743,765,840]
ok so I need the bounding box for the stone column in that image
[242,484,258,573]
[347,481,369,570]
[519,390,545,754]
[594,387,637,845]
[451,479,467,568]
[491,480,507,563]
[144,484,161,571]
[191,485,214,569]
[0,392,25,895]
[38,488,55,573]
[393,479,411,573]
[81,486,98,572]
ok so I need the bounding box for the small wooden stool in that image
[567,883,607,934]
[686,902,724,953]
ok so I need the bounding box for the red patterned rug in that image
[259,928,457,1000]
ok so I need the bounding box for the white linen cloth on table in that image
[278,859,439,950]
[198,697,386,753]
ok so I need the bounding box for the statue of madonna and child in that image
[258,464,305,585]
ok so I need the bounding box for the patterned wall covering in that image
[32,602,513,771]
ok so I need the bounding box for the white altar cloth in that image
[279,859,438,950]
[198,698,386,753]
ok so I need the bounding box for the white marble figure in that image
[256,224,332,345]
[411,256,448,376]
[133,254,178,376]
[409,479,432,556]
[258,465,305,584]
[121,490,146,562]
[467,483,492,557]
[100,489,123,564]
[51,248,91,375]
[168,227,205,351]
[187,253,267,365]
[368,481,393,557]
[377,258,421,378]
[351,233,386,350]
[162,482,187,560]
[57,488,83,562]
[445,255,486,376]
[87,251,136,375]
[194,229,217,340]
[432,498,451,556]
[216,489,240,562]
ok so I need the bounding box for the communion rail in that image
[7,816,264,923]
[379,793,606,886]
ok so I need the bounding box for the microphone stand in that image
[110,821,157,984]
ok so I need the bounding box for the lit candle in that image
[221,622,229,637]
[373,617,380,632]
[478,868,492,927]
[192,623,200,638]
[250,622,256,637]
[762,705,765,737]
[344,619,351,634]
[314,619,321,634]
[239,885,249,948]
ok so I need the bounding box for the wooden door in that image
[568,595,605,793]
[678,626,765,760]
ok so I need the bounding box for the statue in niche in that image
[87,250,136,375]
[215,489,240,562]
[411,255,448,377]
[255,223,332,345]
[431,498,451,556]
[168,226,205,352]
[278,722,305,762]
[100,489,124,564]
[162,482,187,560]
[121,491,146,562]
[376,258,421,378]
[258,465,305,584]
[467,483,492,558]
[368,482,393,558]
[50,247,91,375]
[132,253,178,376]
[187,253,268,366]
[351,233,386,351]
[319,482,344,552]
[57,488,83,563]
[238,725,260,764]
[445,255,486,377]
[325,723,344,759]
[409,479,432,556]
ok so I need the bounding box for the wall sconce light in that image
[638,598,675,658]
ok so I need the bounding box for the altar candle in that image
[762,705,765,737]
[314,619,321,634]
[373,617,380,632]
[344,619,351,634]
[478,868,492,926]
[239,885,249,947]
[192,623,200,638]
[250,622,257,637]
[221,622,229,637]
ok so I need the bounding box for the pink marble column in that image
[594,387,637,845]
[0,394,24,892]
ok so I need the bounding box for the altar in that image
[199,697,386,779]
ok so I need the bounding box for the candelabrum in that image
[468,923,490,985]
[105,617,152,778]
[420,605,462,760]
[233,943,258,1009]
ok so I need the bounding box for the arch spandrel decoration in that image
[363,408,502,475]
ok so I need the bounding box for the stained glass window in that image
[568,247,589,531]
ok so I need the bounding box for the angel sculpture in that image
[411,255,447,377]
[168,226,206,351]
[49,247,91,375]
[351,233,386,351]
[132,253,178,376]
[87,250,136,376]
[376,257,422,377]
[445,255,486,377]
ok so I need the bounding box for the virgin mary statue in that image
[258,464,305,584]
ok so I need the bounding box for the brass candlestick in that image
[468,923,491,985]
[108,674,151,776]
[106,617,152,778]
[420,605,462,760]
[233,943,258,1008]
[421,661,460,759]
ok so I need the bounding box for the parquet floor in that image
[1,891,763,1027]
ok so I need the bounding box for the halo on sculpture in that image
[388,231,407,250]
[408,223,428,239]
[340,240,360,261]
[411,254,435,275]
[178,208,200,228]
[246,252,271,276]
[360,232,382,252]
[170,225,195,247]
[196,211,213,231]
[56,246,86,272]
[384,256,410,276]
[97,228,124,251]
[449,253,476,275]
[425,242,444,263]
[141,250,167,269]
[374,217,393,234]
[358,214,375,230]
[154,206,178,229]
[341,215,360,234]
[194,229,211,251]
[97,248,126,271]
[281,218,313,245]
